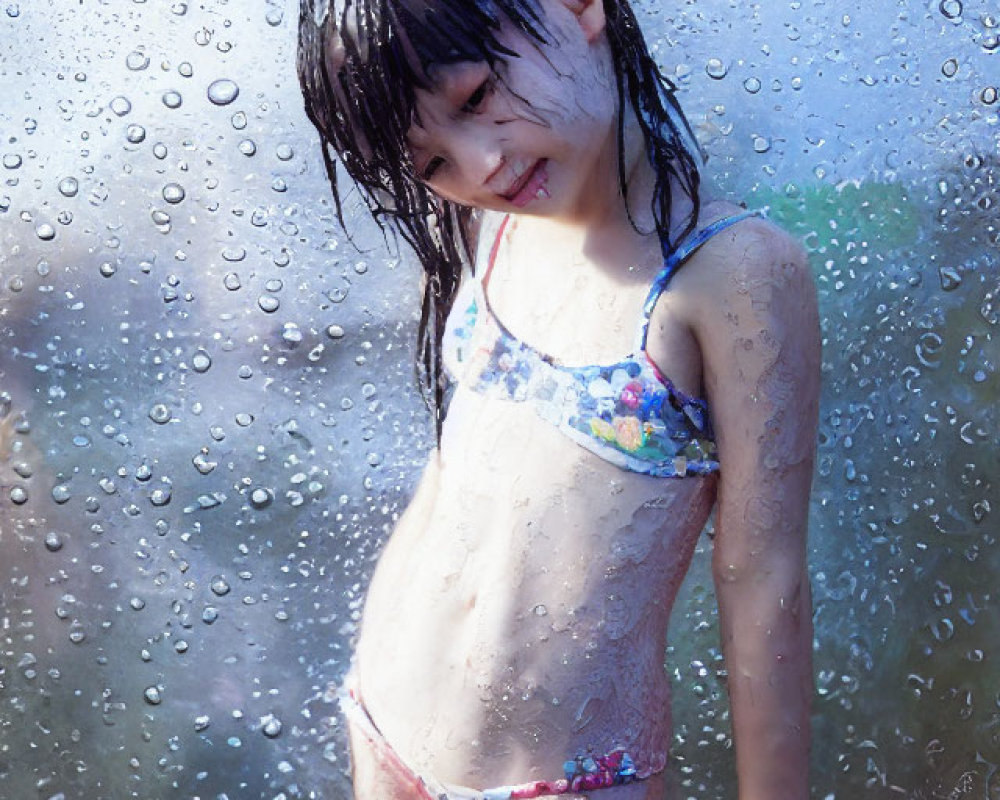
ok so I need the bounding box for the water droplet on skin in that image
[266,7,283,25]
[126,51,150,71]
[258,295,279,313]
[533,604,548,617]
[982,86,998,104]
[136,464,153,481]
[941,58,959,78]
[58,177,78,197]
[194,715,210,731]
[282,323,302,345]
[223,272,242,291]
[109,96,132,116]
[149,404,171,424]
[153,142,168,159]
[743,76,762,94]
[162,90,183,109]
[130,597,146,610]
[44,532,63,552]
[210,576,230,596]
[10,486,28,504]
[51,484,71,504]
[753,135,771,153]
[144,686,162,705]
[276,143,294,161]
[162,183,185,204]
[178,61,193,77]
[231,111,248,130]
[235,412,254,427]
[202,606,218,624]
[206,78,240,106]
[174,640,189,653]
[239,139,257,156]
[36,223,56,241]
[705,58,728,79]
[238,364,253,379]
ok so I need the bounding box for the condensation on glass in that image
[0,0,996,797]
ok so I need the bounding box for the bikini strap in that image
[634,208,763,353]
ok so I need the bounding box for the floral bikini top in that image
[441,209,761,478]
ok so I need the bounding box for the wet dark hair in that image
[297,0,702,440]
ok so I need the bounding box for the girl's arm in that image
[688,220,820,800]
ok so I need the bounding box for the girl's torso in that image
[352,202,746,794]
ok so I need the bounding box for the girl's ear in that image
[560,0,607,43]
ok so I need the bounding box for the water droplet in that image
[266,7,283,25]
[941,58,959,78]
[282,323,302,345]
[149,483,172,506]
[130,597,146,610]
[222,246,246,262]
[126,50,150,71]
[144,686,162,705]
[939,0,962,20]
[162,90,183,109]
[261,714,282,738]
[148,404,171,424]
[533,604,548,616]
[231,111,248,130]
[36,223,56,241]
[705,58,728,79]
[162,183,185,204]
[250,488,273,508]
[276,143,294,161]
[153,142,168,159]
[258,295,279,313]
[194,715,210,731]
[223,272,242,291]
[239,138,257,156]
[743,77,762,94]
[109,96,132,116]
[174,640,189,653]
[202,606,218,624]
[931,618,955,641]
[51,484,71,504]
[44,532,63,552]
[10,486,28,504]
[237,364,253,379]
[207,78,239,106]
[753,135,771,153]
[178,61,194,78]
[210,576,230,596]
[186,351,211,375]
[235,412,254,427]
[982,86,998,105]
[938,266,962,291]
[58,177,78,197]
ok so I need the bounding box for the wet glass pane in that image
[1,1,997,798]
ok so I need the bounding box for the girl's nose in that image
[450,131,505,189]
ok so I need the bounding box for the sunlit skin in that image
[341,1,820,798]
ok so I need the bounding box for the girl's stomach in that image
[352,388,716,790]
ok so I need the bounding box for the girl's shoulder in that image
[673,200,808,295]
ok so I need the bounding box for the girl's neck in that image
[510,101,703,273]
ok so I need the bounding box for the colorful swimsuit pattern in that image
[442,209,762,477]
[339,672,651,799]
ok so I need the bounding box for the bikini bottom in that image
[338,671,655,800]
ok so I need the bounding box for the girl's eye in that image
[421,156,445,181]
[461,79,491,113]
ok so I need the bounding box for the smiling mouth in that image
[501,159,549,206]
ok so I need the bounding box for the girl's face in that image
[404,0,617,220]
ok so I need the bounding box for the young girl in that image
[297,0,820,797]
